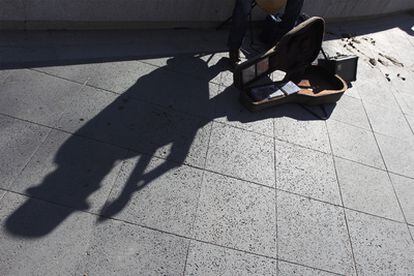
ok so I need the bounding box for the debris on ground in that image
[351,37,361,44]
[348,42,356,49]
[369,58,377,66]
[336,52,347,57]
[362,37,376,45]
[397,74,406,81]
[385,73,391,82]
[378,58,388,66]
[379,53,404,67]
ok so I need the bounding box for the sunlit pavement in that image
[0,13,414,275]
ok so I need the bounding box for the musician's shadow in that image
[5,55,326,238]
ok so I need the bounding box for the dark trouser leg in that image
[264,0,304,44]
[280,0,305,33]
[227,0,253,50]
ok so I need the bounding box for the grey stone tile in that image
[352,60,386,90]
[0,69,12,84]
[335,158,403,221]
[364,101,412,139]
[358,81,400,110]
[0,190,6,201]
[0,69,83,126]
[381,66,414,95]
[54,84,118,132]
[185,241,277,276]
[80,219,188,276]
[275,140,341,205]
[390,174,414,225]
[345,85,361,100]
[376,133,414,178]
[0,115,50,189]
[347,210,414,276]
[328,95,370,130]
[327,120,385,169]
[220,69,236,88]
[211,85,274,137]
[277,192,355,275]
[102,156,203,236]
[193,172,277,257]
[407,115,414,132]
[0,192,94,275]
[56,85,212,168]
[273,105,331,153]
[206,123,275,187]
[375,28,414,62]
[277,261,338,276]
[411,226,414,241]
[395,92,414,116]
[11,130,126,213]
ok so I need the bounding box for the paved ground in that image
[1,13,414,276]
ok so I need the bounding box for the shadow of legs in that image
[99,154,153,221]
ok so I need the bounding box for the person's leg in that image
[227,0,253,64]
[279,0,304,33]
[263,0,304,45]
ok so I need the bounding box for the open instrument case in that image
[234,17,350,113]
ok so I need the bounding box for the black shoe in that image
[229,49,241,69]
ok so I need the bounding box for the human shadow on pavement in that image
[5,55,324,238]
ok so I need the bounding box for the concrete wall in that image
[1,0,414,30]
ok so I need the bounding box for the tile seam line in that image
[0,190,7,201]
[26,67,412,144]
[1,110,414,181]
[388,173,414,242]
[182,121,214,276]
[26,67,86,87]
[380,77,414,136]
[0,188,345,276]
[98,150,131,222]
[272,113,279,272]
[359,88,414,241]
[325,119,359,276]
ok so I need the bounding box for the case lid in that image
[234,17,325,89]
